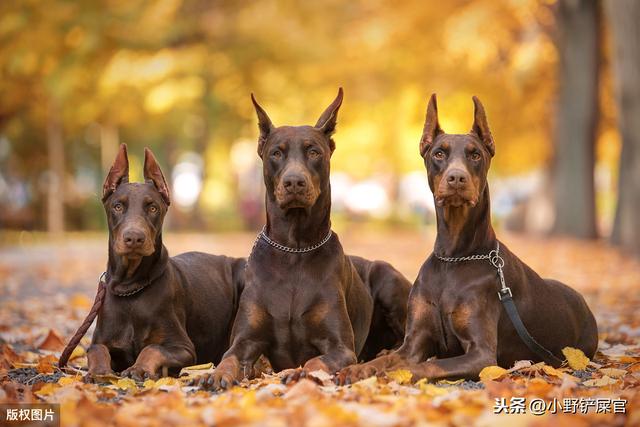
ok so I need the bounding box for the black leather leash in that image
[435,241,564,366]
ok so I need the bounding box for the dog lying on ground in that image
[337,94,598,384]
[195,89,410,389]
[59,144,245,380]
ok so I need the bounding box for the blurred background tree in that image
[0,0,637,255]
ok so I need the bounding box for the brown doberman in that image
[195,89,410,389]
[337,94,598,384]
[60,144,245,380]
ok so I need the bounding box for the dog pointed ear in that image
[315,87,343,137]
[251,93,275,158]
[143,147,171,206]
[420,94,442,157]
[102,143,129,201]
[471,96,495,157]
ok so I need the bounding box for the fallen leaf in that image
[58,376,80,386]
[562,347,590,370]
[582,375,618,387]
[386,369,413,384]
[113,378,138,392]
[542,365,565,378]
[0,344,21,369]
[38,329,65,351]
[353,376,378,389]
[182,362,213,371]
[416,379,449,396]
[479,366,508,382]
[508,360,533,373]
[599,367,626,378]
[307,369,333,383]
[36,354,57,374]
[34,383,58,396]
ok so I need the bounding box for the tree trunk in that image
[46,100,64,235]
[607,0,640,255]
[552,0,600,238]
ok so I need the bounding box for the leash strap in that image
[436,242,564,366]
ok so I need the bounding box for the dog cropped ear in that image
[315,87,343,140]
[420,94,443,157]
[251,93,275,158]
[471,96,495,157]
[102,143,129,201]
[143,148,171,206]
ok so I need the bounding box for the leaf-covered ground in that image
[1,229,639,426]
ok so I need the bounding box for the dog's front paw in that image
[191,369,238,391]
[122,364,159,381]
[335,362,381,385]
[84,368,116,383]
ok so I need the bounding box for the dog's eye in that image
[470,152,481,162]
[113,203,123,212]
[271,150,282,159]
[148,205,158,214]
[433,151,446,160]
[308,149,320,158]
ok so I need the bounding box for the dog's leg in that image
[195,338,265,390]
[194,301,270,390]
[408,300,500,381]
[122,343,195,381]
[336,291,440,384]
[86,344,114,380]
[281,301,359,384]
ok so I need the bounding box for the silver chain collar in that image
[257,226,333,254]
[435,241,510,298]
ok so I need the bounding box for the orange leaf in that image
[38,329,65,351]
[36,354,57,374]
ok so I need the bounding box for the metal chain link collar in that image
[435,241,510,298]
[257,226,333,253]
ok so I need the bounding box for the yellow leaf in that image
[416,379,449,396]
[35,383,58,396]
[354,376,377,389]
[69,346,85,360]
[153,377,180,388]
[599,368,626,378]
[57,376,79,386]
[479,366,508,382]
[542,365,565,378]
[582,375,617,387]
[436,378,464,386]
[386,369,413,384]
[113,378,138,392]
[143,379,155,389]
[182,362,213,371]
[562,347,590,370]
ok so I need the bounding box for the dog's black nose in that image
[283,174,307,193]
[123,229,146,248]
[445,169,468,189]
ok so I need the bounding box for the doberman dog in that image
[337,95,598,384]
[60,144,246,380]
[195,89,410,389]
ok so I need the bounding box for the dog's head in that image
[419,94,494,208]
[251,88,343,211]
[102,144,170,259]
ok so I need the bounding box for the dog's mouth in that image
[275,188,320,210]
[113,241,155,259]
[434,191,478,208]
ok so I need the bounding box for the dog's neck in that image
[433,186,496,257]
[106,233,169,289]
[265,188,332,248]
